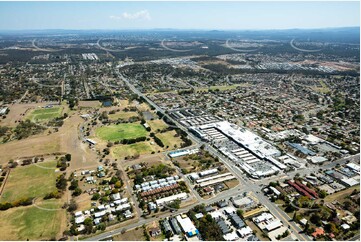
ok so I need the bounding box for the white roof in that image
[94,211,105,218]
[223,231,239,241]
[254,213,274,223]
[111,193,121,200]
[98,204,105,210]
[309,156,328,163]
[94,210,106,218]
[303,134,323,144]
[75,211,83,217]
[199,169,218,176]
[224,206,236,214]
[341,224,351,230]
[346,163,360,173]
[176,215,197,233]
[75,215,85,224]
[209,210,222,219]
[77,224,85,232]
[269,186,281,196]
[156,192,187,206]
[265,219,282,231]
[341,177,359,187]
[237,226,253,237]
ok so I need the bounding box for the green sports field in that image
[27,107,63,122]
[0,161,58,203]
[0,199,64,240]
[111,142,157,158]
[95,123,147,142]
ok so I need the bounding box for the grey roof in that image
[230,214,246,228]
[217,219,231,234]
[217,201,228,208]
[247,235,260,241]
[162,219,173,233]
[205,206,215,212]
[170,218,182,234]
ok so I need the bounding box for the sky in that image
[0,1,359,30]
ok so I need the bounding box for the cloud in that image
[110,10,151,21]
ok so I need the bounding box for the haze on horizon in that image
[0,1,359,31]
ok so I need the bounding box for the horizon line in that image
[0,26,359,32]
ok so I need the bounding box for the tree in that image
[319,190,327,199]
[67,199,77,212]
[91,193,100,200]
[310,213,322,226]
[97,223,106,231]
[65,154,71,161]
[56,174,67,191]
[69,180,79,190]
[237,209,244,218]
[84,218,93,226]
[114,181,122,188]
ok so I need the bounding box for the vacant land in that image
[95,123,147,142]
[0,134,61,165]
[173,151,220,174]
[325,185,360,203]
[111,142,159,159]
[78,100,102,108]
[136,103,151,112]
[27,106,63,122]
[0,199,64,240]
[0,161,57,203]
[148,119,168,131]
[109,111,138,121]
[75,193,92,211]
[0,114,98,169]
[113,227,145,241]
[157,130,183,148]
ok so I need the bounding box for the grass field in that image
[157,130,183,148]
[148,119,168,131]
[95,123,147,142]
[108,111,138,121]
[0,199,64,240]
[27,107,63,122]
[0,161,58,203]
[111,142,158,158]
[78,100,102,108]
[113,227,145,241]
